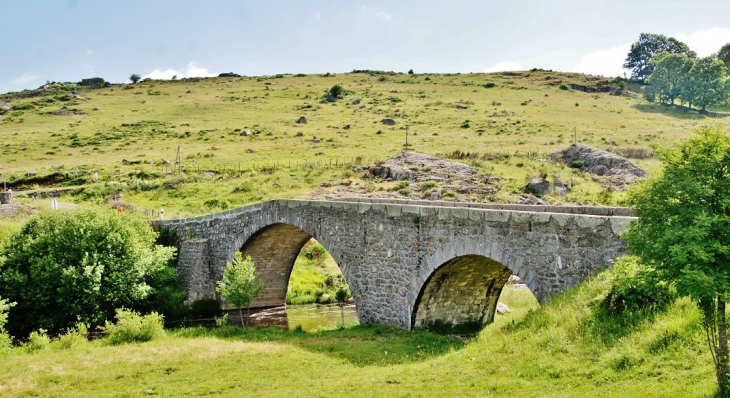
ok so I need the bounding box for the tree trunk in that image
[239,307,245,329]
[340,304,345,329]
[718,298,729,395]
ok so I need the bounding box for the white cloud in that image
[674,27,730,57]
[12,73,38,85]
[483,62,523,73]
[574,43,631,77]
[143,62,216,80]
[374,11,393,21]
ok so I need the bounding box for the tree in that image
[328,83,344,99]
[683,56,729,111]
[0,208,177,336]
[624,33,696,82]
[717,42,730,75]
[625,126,730,395]
[216,252,263,328]
[130,73,141,83]
[647,52,692,105]
[0,296,15,349]
[334,285,349,329]
[408,69,414,75]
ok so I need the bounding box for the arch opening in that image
[234,223,357,330]
[412,255,517,329]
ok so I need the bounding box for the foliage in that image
[0,296,15,350]
[129,74,141,84]
[101,308,164,344]
[0,207,177,336]
[216,252,263,328]
[25,329,50,353]
[624,33,696,81]
[191,298,221,318]
[718,42,730,75]
[328,84,344,98]
[646,52,692,105]
[214,313,229,327]
[57,320,89,350]
[624,126,730,394]
[683,56,729,111]
[600,256,675,315]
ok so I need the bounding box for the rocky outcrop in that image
[552,144,648,182]
[368,152,474,182]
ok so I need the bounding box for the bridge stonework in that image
[155,199,634,330]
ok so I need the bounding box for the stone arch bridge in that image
[153,198,634,330]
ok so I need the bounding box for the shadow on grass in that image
[169,322,470,367]
[633,103,729,120]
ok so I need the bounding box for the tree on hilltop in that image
[683,56,728,111]
[624,33,696,82]
[646,52,692,105]
[625,126,730,395]
[717,42,730,75]
[130,73,141,84]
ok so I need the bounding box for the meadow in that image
[0,268,717,397]
[1,70,725,218]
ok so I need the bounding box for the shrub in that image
[328,84,344,98]
[569,160,584,169]
[57,321,89,350]
[483,82,496,88]
[191,298,221,318]
[0,207,177,336]
[25,329,50,353]
[419,181,438,191]
[394,181,410,190]
[559,84,570,90]
[102,308,164,344]
[600,256,676,315]
[0,296,15,351]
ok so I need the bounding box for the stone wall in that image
[154,199,634,329]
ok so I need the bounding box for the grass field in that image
[1,71,727,217]
[0,268,717,397]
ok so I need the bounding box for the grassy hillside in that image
[0,266,716,397]
[1,70,725,218]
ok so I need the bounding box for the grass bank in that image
[0,267,717,397]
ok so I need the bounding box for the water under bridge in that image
[153,198,634,330]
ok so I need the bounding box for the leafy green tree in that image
[717,42,730,75]
[216,252,263,328]
[625,126,730,395]
[335,285,349,329]
[647,52,692,105]
[683,56,729,111]
[130,73,141,83]
[0,208,176,336]
[624,33,696,82]
[328,83,344,99]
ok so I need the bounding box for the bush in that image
[483,82,496,88]
[57,321,89,350]
[191,298,221,318]
[559,84,570,90]
[569,160,584,169]
[328,84,344,98]
[0,207,177,336]
[0,296,15,351]
[600,256,676,315]
[25,329,50,353]
[102,308,164,345]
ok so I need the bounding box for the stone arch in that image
[411,255,515,329]
[233,222,352,309]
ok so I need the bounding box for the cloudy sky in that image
[2,0,730,94]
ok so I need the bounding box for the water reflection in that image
[175,303,359,332]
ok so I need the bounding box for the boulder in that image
[295,132,304,137]
[554,178,570,198]
[352,99,361,105]
[552,144,648,182]
[455,104,468,109]
[525,178,552,196]
[369,152,475,182]
[496,302,511,314]
[297,116,307,124]
[381,118,397,126]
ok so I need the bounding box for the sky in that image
[2,0,730,94]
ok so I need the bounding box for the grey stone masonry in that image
[154,199,635,330]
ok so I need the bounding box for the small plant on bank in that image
[216,252,264,329]
[101,308,164,345]
[335,285,349,329]
[25,329,50,353]
[0,296,15,351]
[57,320,90,350]
[214,313,229,327]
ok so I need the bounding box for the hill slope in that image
[0,70,724,216]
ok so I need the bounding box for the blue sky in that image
[2,0,730,94]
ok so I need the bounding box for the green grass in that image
[286,239,348,304]
[0,268,718,397]
[1,71,726,218]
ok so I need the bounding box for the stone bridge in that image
[153,198,635,330]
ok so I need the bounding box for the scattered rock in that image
[186,90,194,94]
[507,275,524,284]
[295,132,304,137]
[427,191,442,200]
[605,140,617,146]
[241,130,251,136]
[519,194,544,205]
[554,179,570,198]
[455,104,468,109]
[121,159,130,164]
[376,130,384,135]
[381,118,397,126]
[297,116,308,124]
[525,178,552,196]
[552,144,648,182]
[246,149,254,153]
[203,172,215,177]
[496,302,511,314]
[0,104,11,110]
[352,99,361,105]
